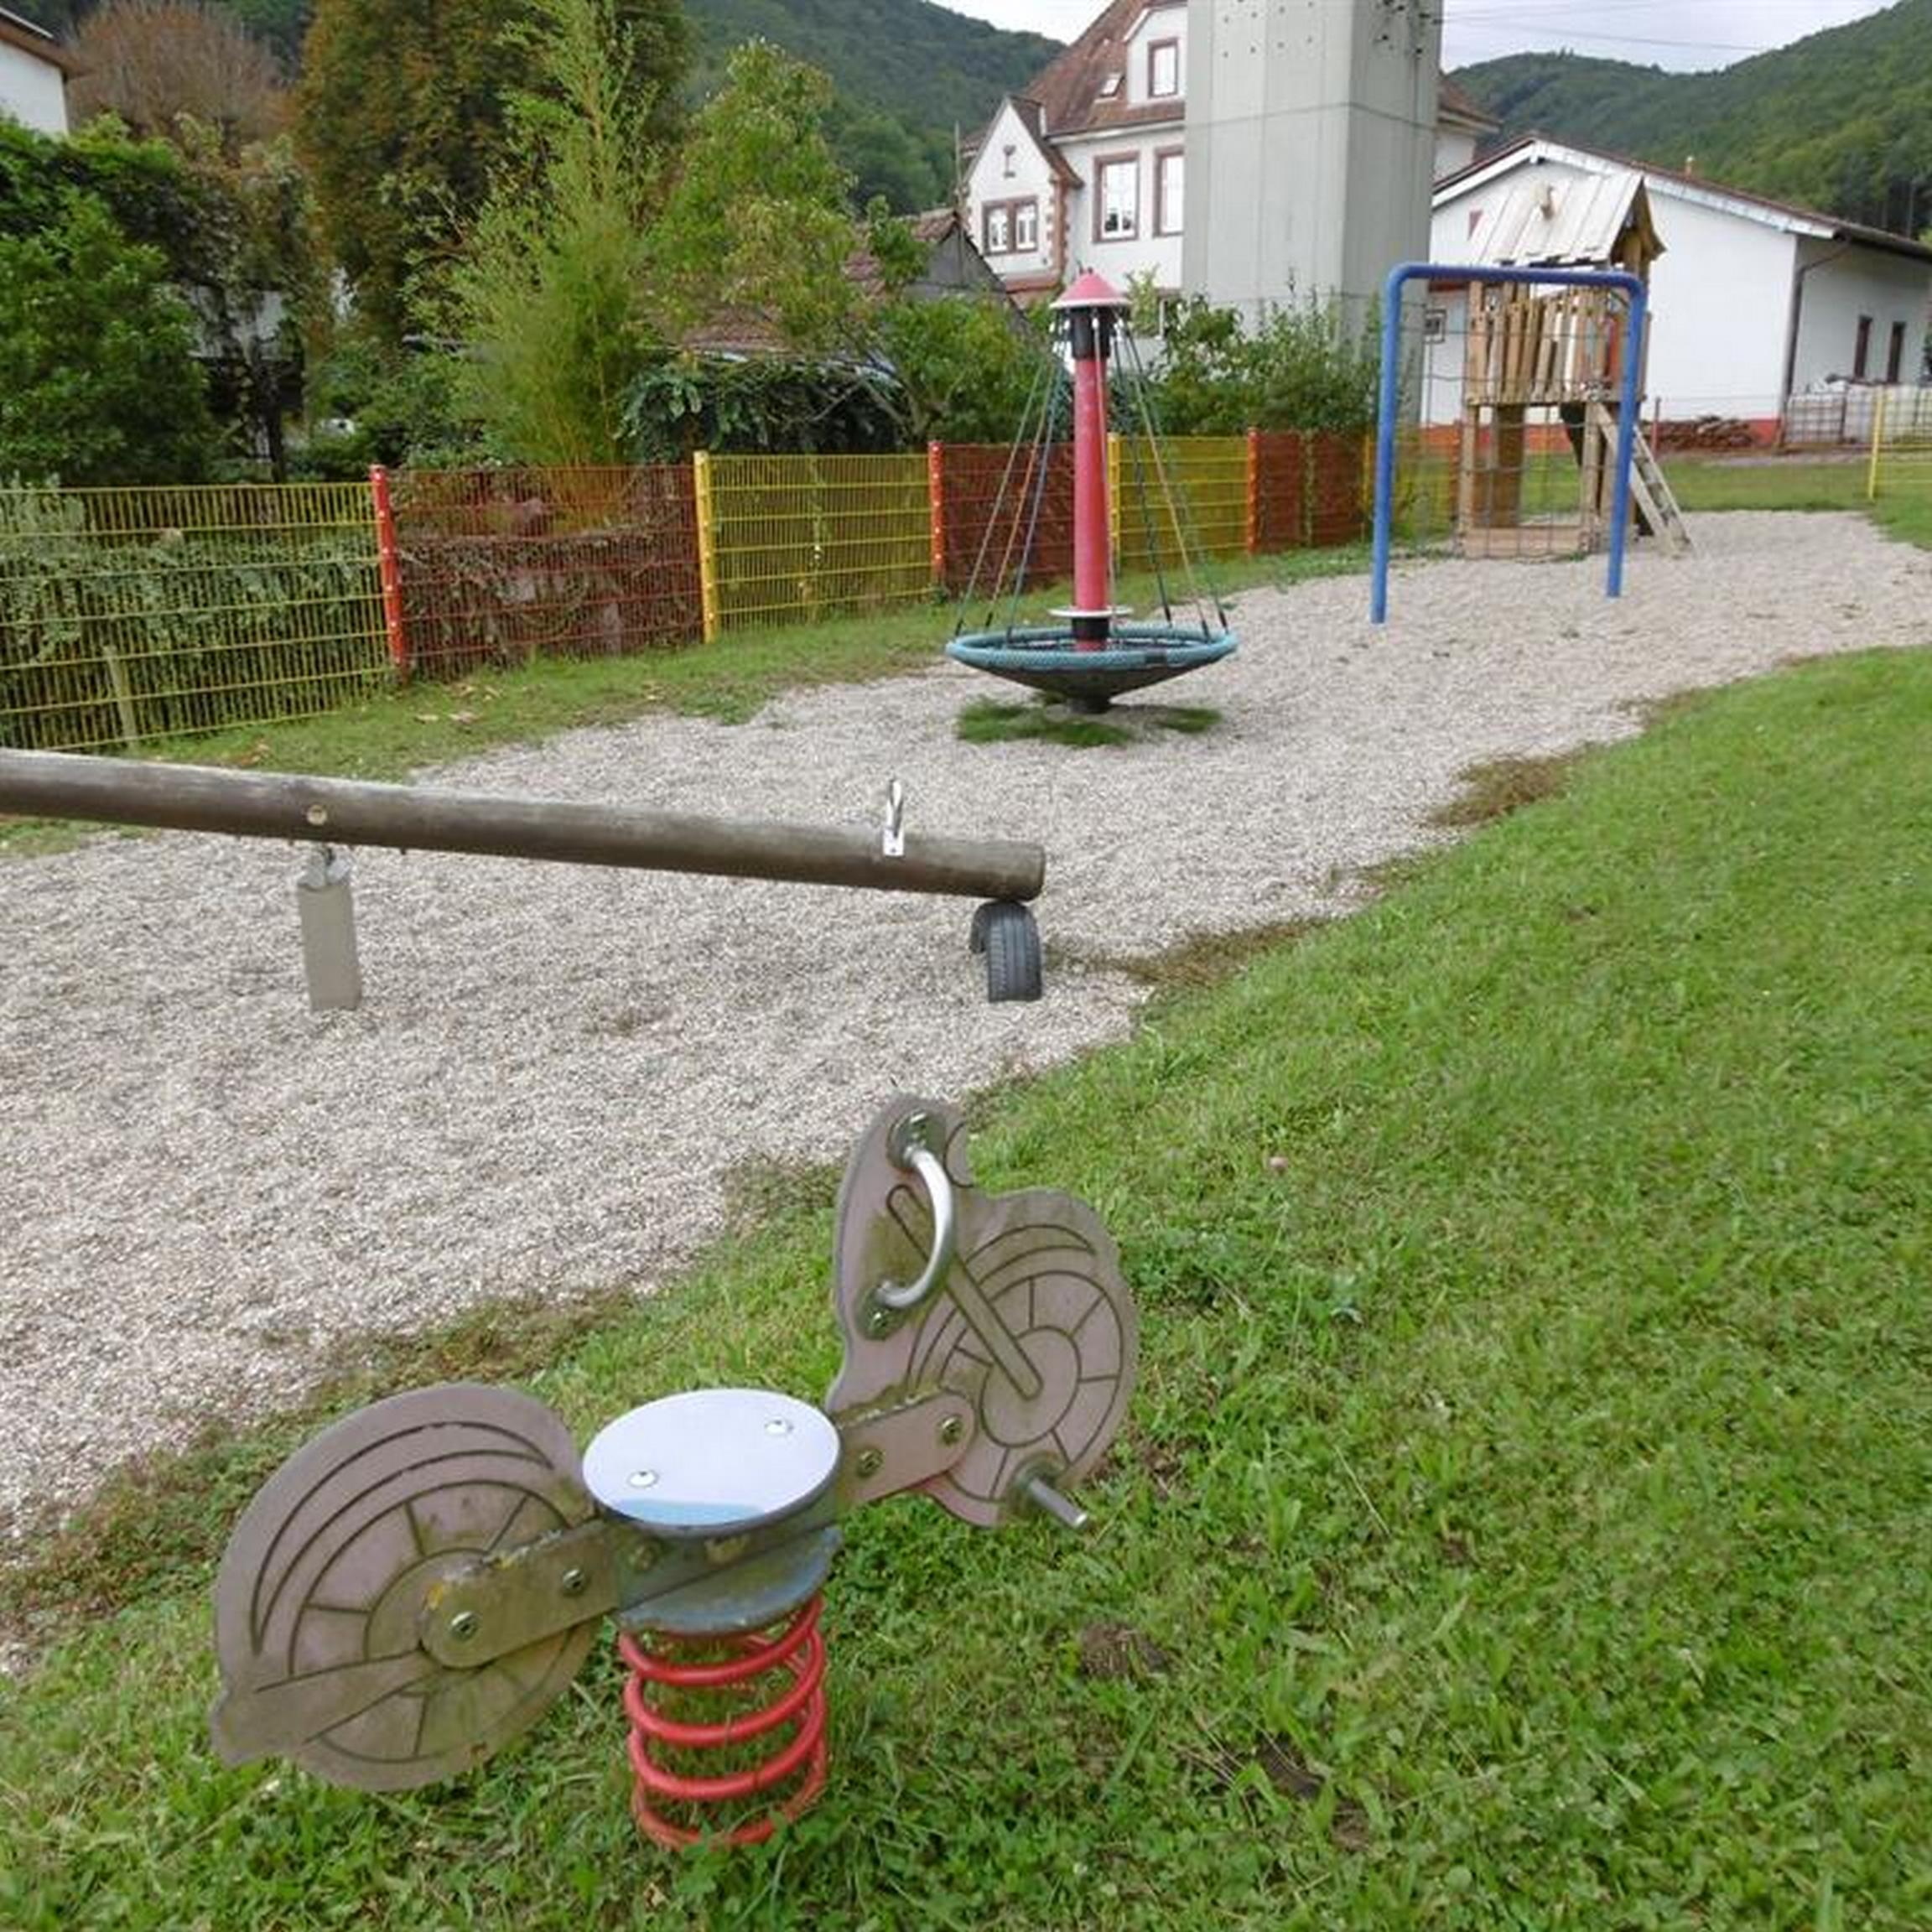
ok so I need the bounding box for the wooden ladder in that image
[1587,402,1692,553]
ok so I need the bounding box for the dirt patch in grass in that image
[1427,751,1581,829]
[1065,917,1327,995]
[715,1150,842,1239]
[1077,1623,1174,1680]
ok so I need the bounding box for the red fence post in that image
[927,440,947,590]
[368,465,410,679]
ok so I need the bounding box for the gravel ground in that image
[2,512,1927,1549]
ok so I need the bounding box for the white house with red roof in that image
[964,0,1492,320]
[1431,135,1932,440]
[0,6,73,134]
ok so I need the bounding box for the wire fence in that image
[1114,435,1248,573]
[1868,387,1932,500]
[1786,386,1897,449]
[0,482,387,755]
[934,442,1076,596]
[387,465,702,678]
[3,436,1374,754]
[699,452,932,636]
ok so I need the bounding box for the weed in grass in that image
[955,698,1132,748]
[955,697,1224,750]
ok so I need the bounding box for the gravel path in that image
[3,512,1926,1545]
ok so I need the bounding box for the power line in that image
[1456,29,1770,52]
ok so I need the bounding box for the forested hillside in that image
[688,0,1057,207]
[686,0,1055,134]
[22,0,1057,210]
[1453,0,1932,236]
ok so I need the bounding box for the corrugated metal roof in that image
[1441,134,1932,264]
[1462,169,1661,267]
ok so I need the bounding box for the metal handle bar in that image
[873,1117,958,1314]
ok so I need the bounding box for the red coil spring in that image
[617,1593,830,1848]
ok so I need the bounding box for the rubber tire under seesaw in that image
[970,901,1042,1004]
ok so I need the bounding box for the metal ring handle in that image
[873,1123,958,1315]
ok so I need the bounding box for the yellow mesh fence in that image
[703,454,932,634]
[1,482,388,755]
[1869,386,1932,501]
[1111,436,1249,573]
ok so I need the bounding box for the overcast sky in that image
[935,1,1898,73]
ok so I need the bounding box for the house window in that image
[1853,314,1872,378]
[1098,72,1122,98]
[1095,157,1137,241]
[1887,320,1906,383]
[1148,39,1180,99]
[1155,148,1184,236]
[981,198,1036,257]
[1002,144,1016,179]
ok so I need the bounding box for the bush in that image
[623,353,904,460]
[0,195,221,486]
[873,294,1057,446]
[1126,293,1380,437]
[294,340,480,477]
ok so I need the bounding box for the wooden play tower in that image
[1457,174,1688,556]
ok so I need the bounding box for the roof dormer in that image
[1123,2,1186,111]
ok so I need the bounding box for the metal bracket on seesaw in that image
[207,1095,1135,1842]
[0,752,1047,1005]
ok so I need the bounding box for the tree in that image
[221,0,312,71]
[440,0,667,466]
[0,195,218,484]
[70,0,288,150]
[645,41,865,356]
[1,115,319,475]
[0,117,205,275]
[296,0,688,345]
[872,292,1050,445]
[823,96,950,214]
[173,122,323,475]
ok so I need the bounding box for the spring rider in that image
[209,1096,1137,1846]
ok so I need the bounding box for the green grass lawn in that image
[1667,454,1932,549]
[1396,448,1932,553]
[3,643,1928,1929]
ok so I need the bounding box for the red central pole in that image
[1054,273,1125,652]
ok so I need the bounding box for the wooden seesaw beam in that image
[0,750,1049,1004]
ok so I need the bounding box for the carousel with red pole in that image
[946,271,1237,714]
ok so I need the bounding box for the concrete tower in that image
[1183,0,1441,322]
